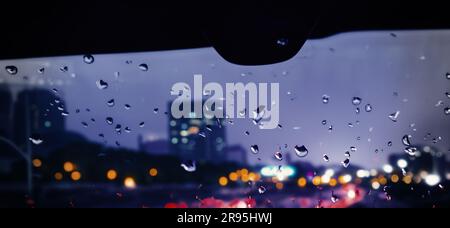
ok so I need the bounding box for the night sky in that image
[1,30,449,170]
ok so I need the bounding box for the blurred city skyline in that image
[0,30,450,170]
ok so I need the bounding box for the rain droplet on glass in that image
[388,111,400,122]
[402,135,412,146]
[322,95,330,104]
[138,63,149,72]
[294,145,309,158]
[107,99,115,107]
[274,152,283,161]
[5,66,18,75]
[83,54,95,64]
[352,97,362,106]
[29,134,43,145]
[323,154,330,162]
[342,158,350,168]
[250,145,259,154]
[181,161,196,172]
[96,80,108,90]
[258,186,267,194]
[106,117,114,125]
[365,104,373,112]
[404,147,417,156]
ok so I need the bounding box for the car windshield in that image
[0,30,449,208]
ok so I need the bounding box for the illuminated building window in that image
[171,138,179,144]
[188,126,199,135]
[181,123,188,130]
[170,121,177,127]
[181,138,189,144]
[180,130,189,137]
[44,121,52,128]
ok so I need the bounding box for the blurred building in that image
[224,145,248,165]
[168,101,227,163]
[13,89,66,148]
[0,84,12,138]
[138,134,169,155]
[388,145,448,178]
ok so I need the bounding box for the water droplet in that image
[81,122,88,128]
[402,168,407,176]
[331,191,339,203]
[446,72,450,80]
[5,66,18,75]
[341,158,350,168]
[206,125,213,132]
[348,123,354,128]
[328,125,333,132]
[387,141,393,147]
[322,95,330,104]
[106,117,114,125]
[445,92,450,99]
[61,111,69,116]
[435,100,444,107]
[96,80,108,90]
[153,108,159,114]
[115,124,122,134]
[75,109,80,113]
[60,66,69,72]
[274,152,283,161]
[139,122,145,128]
[258,186,267,194]
[388,111,400,122]
[345,151,351,158]
[404,147,417,156]
[181,161,196,172]
[107,99,115,107]
[294,145,309,158]
[138,63,149,71]
[198,132,206,138]
[323,154,330,162]
[98,134,105,138]
[83,54,95,64]
[365,104,373,112]
[276,38,288,46]
[239,109,247,117]
[115,141,121,147]
[38,67,45,74]
[124,127,131,133]
[321,120,327,125]
[355,107,361,114]
[252,106,266,124]
[445,107,450,115]
[352,97,362,106]
[350,146,357,152]
[29,134,43,145]
[245,131,250,136]
[124,104,131,110]
[250,145,259,154]
[402,135,412,146]
[439,184,444,189]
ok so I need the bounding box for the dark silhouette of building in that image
[138,134,169,155]
[388,145,448,177]
[14,89,65,148]
[0,84,12,138]
[12,89,85,156]
[168,101,227,163]
[224,145,248,165]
